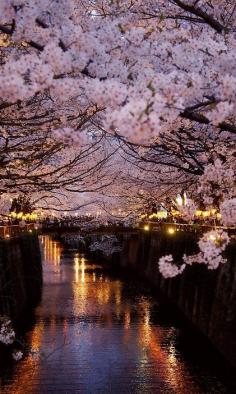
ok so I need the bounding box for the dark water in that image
[0,235,235,393]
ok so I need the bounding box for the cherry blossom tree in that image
[0,1,236,274]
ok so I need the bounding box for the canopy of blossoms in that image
[0,1,236,276]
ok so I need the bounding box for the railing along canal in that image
[0,223,39,239]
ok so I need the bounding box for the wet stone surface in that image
[0,235,235,393]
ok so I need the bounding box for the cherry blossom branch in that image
[172,0,226,33]
[180,108,236,133]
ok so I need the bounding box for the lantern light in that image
[209,234,216,241]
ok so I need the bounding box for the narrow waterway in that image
[0,235,235,393]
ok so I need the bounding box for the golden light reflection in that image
[41,235,61,267]
[72,261,123,325]
[168,344,177,367]
[31,320,45,352]
[137,307,200,393]
[114,281,122,319]
[138,300,152,347]
[74,255,80,283]
[115,281,122,306]
[81,257,85,283]
[72,256,89,315]
[124,306,131,330]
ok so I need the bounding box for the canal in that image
[0,235,235,393]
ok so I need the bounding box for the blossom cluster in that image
[198,159,235,206]
[158,229,230,278]
[89,235,123,257]
[0,1,236,144]
[62,234,86,247]
[12,350,23,361]
[158,255,186,278]
[183,230,229,270]
[0,318,15,345]
[220,199,236,227]
[0,317,24,361]
[178,199,197,221]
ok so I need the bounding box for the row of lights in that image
[9,212,38,220]
[141,194,221,221]
[3,227,36,240]
[143,224,181,235]
[141,209,221,220]
[143,224,175,234]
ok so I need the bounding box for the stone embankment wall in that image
[0,234,42,321]
[113,231,236,369]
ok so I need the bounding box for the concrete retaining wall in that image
[114,231,236,368]
[0,234,42,321]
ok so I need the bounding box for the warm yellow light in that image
[148,211,167,219]
[202,211,211,218]
[5,234,10,239]
[209,234,216,241]
[195,209,218,218]
[171,210,180,217]
[29,229,32,233]
[167,227,175,235]
[157,211,168,219]
[140,214,147,219]
[143,224,150,231]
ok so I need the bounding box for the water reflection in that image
[0,235,235,393]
